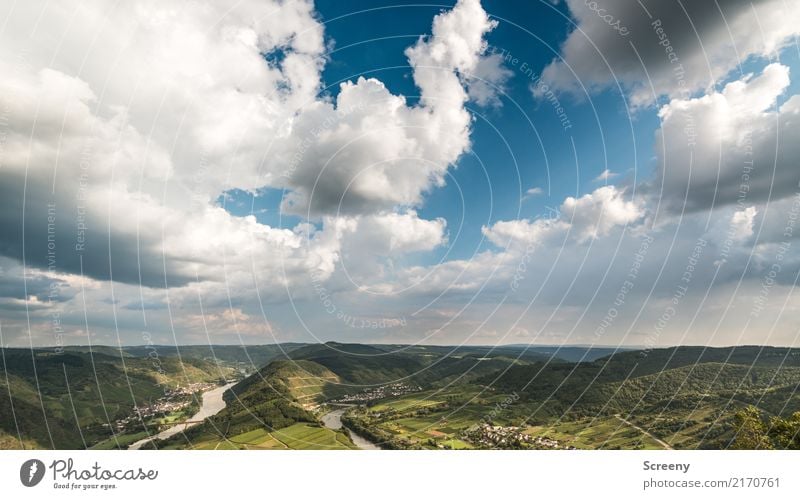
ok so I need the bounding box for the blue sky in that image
[223,0,653,263]
[3,0,800,347]
[221,0,800,266]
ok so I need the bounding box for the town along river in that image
[129,382,236,450]
[321,408,381,450]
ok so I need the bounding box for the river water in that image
[321,408,381,450]
[129,382,236,450]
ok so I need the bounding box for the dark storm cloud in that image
[541,0,798,105]
[0,171,193,288]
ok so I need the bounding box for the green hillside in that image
[121,344,306,367]
[158,360,329,448]
[0,349,234,449]
[6,343,799,450]
[290,341,540,392]
[483,347,800,414]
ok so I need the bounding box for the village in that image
[331,382,422,404]
[465,423,577,450]
[108,382,219,431]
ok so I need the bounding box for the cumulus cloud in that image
[0,0,499,295]
[354,212,447,255]
[654,63,799,211]
[281,0,502,215]
[360,186,645,299]
[2,0,326,192]
[329,211,448,292]
[539,0,800,106]
[730,206,758,241]
[0,0,329,287]
[484,186,645,248]
[465,52,513,107]
[5,0,798,348]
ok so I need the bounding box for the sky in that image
[2,0,800,348]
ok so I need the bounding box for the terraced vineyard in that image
[186,424,356,450]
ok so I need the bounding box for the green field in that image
[183,423,357,450]
[91,430,153,450]
[269,423,356,449]
[522,417,666,450]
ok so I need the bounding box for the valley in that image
[2,343,800,450]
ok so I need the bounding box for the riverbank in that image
[129,382,236,450]
[321,408,381,450]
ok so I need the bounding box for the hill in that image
[484,346,800,406]
[290,341,544,391]
[121,343,306,367]
[470,346,800,448]
[170,343,547,448]
[157,360,327,448]
[0,348,234,449]
[7,343,800,450]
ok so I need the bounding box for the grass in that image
[369,397,443,413]
[270,423,357,449]
[179,423,357,450]
[523,417,665,450]
[440,439,473,449]
[370,406,487,448]
[90,430,152,450]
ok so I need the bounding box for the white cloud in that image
[485,186,644,248]
[465,53,513,107]
[730,206,758,241]
[5,0,800,348]
[281,0,502,215]
[0,0,332,287]
[328,211,448,292]
[593,169,618,182]
[356,212,447,255]
[523,187,544,199]
[654,63,799,211]
[562,186,645,241]
[0,0,499,294]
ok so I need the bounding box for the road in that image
[615,414,674,450]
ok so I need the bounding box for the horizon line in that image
[3,342,798,350]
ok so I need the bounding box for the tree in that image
[768,412,800,450]
[731,406,773,449]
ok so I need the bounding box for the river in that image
[129,382,236,450]
[321,408,381,450]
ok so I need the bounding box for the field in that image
[181,423,357,450]
[91,431,152,450]
[283,373,340,408]
[352,387,520,449]
[368,397,444,413]
[522,417,667,450]
[624,403,739,449]
[347,383,687,449]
